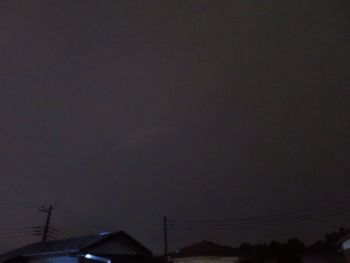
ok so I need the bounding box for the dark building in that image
[0,231,153,263]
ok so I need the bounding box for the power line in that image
[38,204,57,242]
[48,227,65,239]
[169,201,350,231]
[58,206,100,233]
[0,226,43,236]
[184,208,350,228]
[0,226,42,231]
[183,200,350,224]
[148,228,164,244]
[0,204,69,242]
[0,228,43,239]
[0,203,50,212]
[1,234,40,239]
[0,230,42,236]
[49,227,65,235]
[0,226,65,236]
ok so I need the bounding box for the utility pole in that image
[38,204,57,242]
[163,216,168,263]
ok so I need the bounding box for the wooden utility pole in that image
[38,204,57,242]
[163,216,168,262]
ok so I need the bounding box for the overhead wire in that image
[148,228,164,244]
[168,200,350,231]
[0,226,43,236]
[183,200,350,224]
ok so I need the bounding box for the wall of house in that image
[343,240,350,263]
[343,250,350,263]
[89,238,145,256]
[301,256,332,263]
[172,256,239,263]
[300,254,346,263]
[27,256,78,263]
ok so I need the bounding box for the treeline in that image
[238,227,350,262]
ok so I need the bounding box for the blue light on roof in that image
[99,232,111,235]
[84,254,111,263]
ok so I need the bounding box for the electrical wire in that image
[148,228,164,244]
[168,200,350,231]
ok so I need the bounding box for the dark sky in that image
[0,0,349,254]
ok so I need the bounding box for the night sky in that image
[0,0,349,254]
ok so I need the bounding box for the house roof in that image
[172,241,238,258]
[0,231,152,262]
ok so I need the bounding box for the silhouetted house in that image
[170,241,239,263]
[300,253,344,263]
[0,231,153,263]
[301,240,345,263]
[342,238,350,263]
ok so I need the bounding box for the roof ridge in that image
[0,231,124,261]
